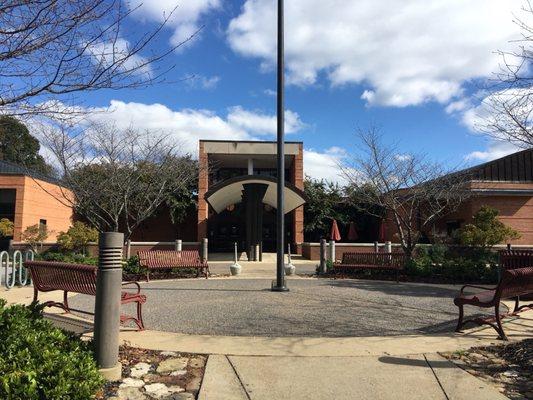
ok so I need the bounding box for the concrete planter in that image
[284,263,295,276]
[230,263,242,276]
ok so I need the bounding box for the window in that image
[446,220,462,237]
[39,219,47,228]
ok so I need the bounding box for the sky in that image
[72,0,529,183]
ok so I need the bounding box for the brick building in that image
[382,149,533,245]
[198,140,306,258]
[0,160,73,243]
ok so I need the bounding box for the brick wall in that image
[292,143,304,245]
[197,141,209,241]
[0,175,73,241]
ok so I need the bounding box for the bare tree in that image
[37,122,198,239]
[341,128,471,259]
[0,1,193,119]
[480,1,533,148]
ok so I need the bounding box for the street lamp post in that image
[272,0,288,292]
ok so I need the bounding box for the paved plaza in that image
[71,277,491,337]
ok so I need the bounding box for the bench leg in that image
[33,286,39,303]
[146,271,150,282]
[205,266,209,279]
[513,297,520,313]
[455,305,464,332]
[63,291,70,313]
[136,300,145,331]
[494,303,507,340]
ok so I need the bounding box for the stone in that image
[142,373,161,383]
[117,387,147,400]
[170,370,187,377]
[144,383,184,399]
[120,378,145,388]
[157,358,189,374]
[503,370,519,378]
[160,351,178,357]
[131,362,152,378]
[162,393,194,400]
[188,357,204,369]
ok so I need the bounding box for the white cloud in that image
[128,0,221,49]
[88,38,152,75]
[264,89,276,97]
[227,106,305,135]
[57,100,305,154]
[303,147,348,184]
[186,75,221,89]
[465,141,521,162]
[227,0,522,107]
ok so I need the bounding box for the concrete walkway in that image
[3,282,531,399]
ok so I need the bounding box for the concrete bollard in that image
[373,241,379,253]
[319,239,327,274]
[125,239,131,259]
[202,238,208,263]
[175,239,182,252]
[328,240,336,264]
[385,241,392,254]
[94,232,123,381]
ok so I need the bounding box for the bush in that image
[0,299,104,399]
[57,222,98,254]
[0,218,14,238]
[455,206,520,248]
[123,255,142,275]
[38,251,98,265]
[408,245,499,283]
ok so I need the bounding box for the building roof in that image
[0,159,63,186]
[463,148,533,182]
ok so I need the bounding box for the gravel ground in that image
[69,278,496,337]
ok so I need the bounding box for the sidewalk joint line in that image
[226,355,252,400]
[423,354,450,400]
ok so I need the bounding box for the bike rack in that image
[1,250,34,289]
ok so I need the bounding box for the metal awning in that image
[205,175,306,214]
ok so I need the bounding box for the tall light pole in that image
[272,0,288,292]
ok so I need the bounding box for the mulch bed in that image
[96,345,207,400]
[441,339,533,400]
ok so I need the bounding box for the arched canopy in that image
[205,175,306,214]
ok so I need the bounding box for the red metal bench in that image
[25,261,146,330]
[138,250,209,281]
[333,252,406,282]
[499,249,533,301]
[454,266,533,340]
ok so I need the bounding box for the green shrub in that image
[408,245,499,283]
[123,255,142,275]
[57,222,98,255]
[0,218,14,238]
[38,251,98,265]
[455,206,520,248]
[0,299,104,399]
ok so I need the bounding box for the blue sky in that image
[75,0,526,183]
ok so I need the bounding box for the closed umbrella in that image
[378,219,386,242]
[330,219,341,241]
[347,221,358,241]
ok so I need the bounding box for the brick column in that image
[292,143,304,247]
[197,142,209,241]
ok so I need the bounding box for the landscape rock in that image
[160,351,178,357]
[120,378,145,388]
[157,358,189,374]
[188,357,205,369]
[170,370,187,377]
[131,362,152,378]
[117,387,147,400]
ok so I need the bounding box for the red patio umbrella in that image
[378,219,386,242]
[330,219,341,241]
[347,221,358,241]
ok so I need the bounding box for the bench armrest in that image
[459,284,496,294]
[122,281,141,294]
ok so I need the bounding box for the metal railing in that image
[0,250,34,289]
